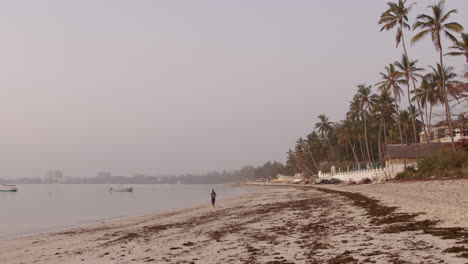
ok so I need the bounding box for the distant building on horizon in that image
[46,170,64,184]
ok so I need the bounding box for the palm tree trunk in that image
[438,41,456,150]
[383,115,388,147]
[369,136,375,165]
[405,78,419,146]
[429,104,433,139]
[358,134,366,166]
[395,102,406,168]
[306,147,319,172]
[401,28,430,152]
[363,112,372,166]
[348,141,360,165]
[378,119,383,165]
[425,103,430,140]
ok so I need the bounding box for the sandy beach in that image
[0,180,467,264]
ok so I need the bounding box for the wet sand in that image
[0,182,467,263]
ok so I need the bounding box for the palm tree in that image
[378,0,415,49]
[347,98,367,164]
[394,54,424,146]
[336,120,360,165]
[412,74,439,138]
[372,90,396,149]
[446,32,468,63]
[376,64,406,146]
[305,132,321,172]
[315,114,334,159]
[378,0,430,146]
[286,150,299,175]
[295,138,315,175]
[411,0,464,150]
[430,64,461,101]
[446,32,468,91]
[353,84,376,165]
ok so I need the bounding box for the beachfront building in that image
[419,126,468,144]
[384,143,451,177]
[317,142,452,181]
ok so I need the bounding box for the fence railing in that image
[319,167,385,178]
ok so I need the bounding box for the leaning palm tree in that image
[394,54,424,146]
[378,0,429,146]
[376,64,406,147]
[411,0,464,150]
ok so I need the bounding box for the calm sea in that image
[0,184,247,239]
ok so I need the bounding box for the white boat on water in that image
[0,184,18,192]
[109,185,133,192]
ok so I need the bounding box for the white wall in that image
[319,168,387,182]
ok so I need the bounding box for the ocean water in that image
[0,184,247,239]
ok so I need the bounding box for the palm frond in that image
[411,29,430,44]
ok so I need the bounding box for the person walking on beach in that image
[210,189,217,207]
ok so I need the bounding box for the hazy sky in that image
[1,1,467,178]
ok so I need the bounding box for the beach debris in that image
[358,178,372,184]
[169,247,182,250]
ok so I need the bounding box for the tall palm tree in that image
[376,64,406,146]
[372,90,396,149]
[336,120,360,165]
[412,74,439,138]
[411,0,464,150]
[353,84,376,165]
[347,98,367,164]
[379,0,429,146]
[394,54,424,146]
[315,114,334,159]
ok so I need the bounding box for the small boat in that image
[0,184,18,192]
[109,185,133,192]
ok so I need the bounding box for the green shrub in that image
[418,149,468,174]
[395,171,414,179]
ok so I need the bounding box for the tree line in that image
[284,0,467,177]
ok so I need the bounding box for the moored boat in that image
[109,186,133,192]
[0,184,18,192]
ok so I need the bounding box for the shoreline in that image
[0,184,250,240]
[0,181,467,263]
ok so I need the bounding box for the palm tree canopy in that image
[446,32,468,63]
[354,84,375,111]
[429,63,463,100]
[375,64,405,102]
[314,115,334,139]
[394,54,424,82]
[411,0,464,50]
[411,74,439,107]
[378,0,415,47]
